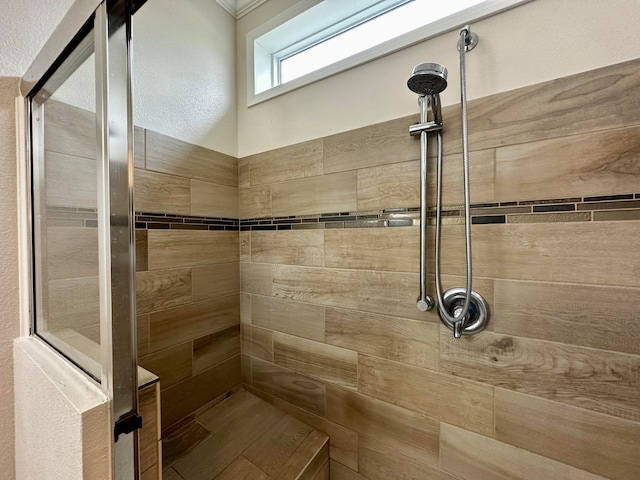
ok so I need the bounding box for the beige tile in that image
[247,326,273,362]
[192,262,240,302]
[214,457,267,480]
[326,385,439,466]
[252,357,326,415]
[139,384,160,473]
[329,461,367,480]
[358,436,458,480]
[242,354,252,385]
[241,263,273,296]
[443,58,640,154]
[162,356,241,431]
[240,293,251,325]
[357,160,419,211]
[271,172,356,217]
[324,116,418,173]
[325,307,438,369]
[272,264,430,322]
[240,231,251,262]
[137,314,150,357]
[139,342,192,389]
[191,180,239,218]
[440,328,640,422]
[45,100,96,159]
[148,230,238,270]
[136,230,148,272]
[251,296,325,342]
[146,130,237,187]
[243,415,313,475]
[161,420,210,467]
[238,157,250,188]
[273,429,328,480]
[324,227,417,272]
[136,268,192,315]
[311,459,329,480]
[496,125,640,202]
[162,468,183,480]
[149,294,239,352]
[46,227,98,280]
[45,151,96,209]
[440,423,606,480]
[134,168,190,215]
[240,185,271,219]
[594,209,640,221]
[358,354,493,435]
[507,212,591,223]
[495,388,640,480]
[193,325,241,374]
[273,333,357,389]
[493,280,640,355]
[432,221,640,287]
[246,139,323,186]
[251,230,324,266]
[47,277,99,332]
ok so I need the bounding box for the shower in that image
[408,25,488,338]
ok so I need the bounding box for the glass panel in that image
[31,32,103,381]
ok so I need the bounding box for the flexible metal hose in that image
[435,27,473,332]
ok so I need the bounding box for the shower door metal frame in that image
[21,0,147,477]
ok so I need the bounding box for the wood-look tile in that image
[311,459,329,480]
[197,389,270,434]
[247,326,273,362]
[134,168,190,215]
[162,420,211,468]
[45,100,96,159]
[243,415,313,475]
[149,294,239,352]
[214,457,267,480]
[496,125,640,202]
[358,354,493,435]
[271,172,356,217]
[146,130,237,187]
[443,57,640,154]
[272,264,429,322]
[191,180,239,218]
[323,116,418,174]
[137,314,150,357]
[45,151,96,209]
[240,185,272,219]
[356,160,419,211]
[594,209,640,221]
[173,391,283,480]
[162,356,241,431]
[139,384,160,473]
[329,461,367,480]
[193,325,241,374]
[251,230,324,267]
[493,280,640,355]
[148,230,239,270]
[141,465,159,480]
[324,227,417,273]
[136,268,192,315]
[272,429,328,480]
[238,157,250,188]
[162,468,183,480]
[46,227,98,280]
[241,263,273,296]
[246,139,323,186]
[326,384,439,466]
[325,307,439,369]
[241,231,251,262]
[136,230,148,272]
[47,277,99,332]
[192,262,240,302]
[252,357,326,415]
[440,328,640,422]
[242,354,252,385]
[440,423,607,480]
[251,296,325,342]
[495,388,640,480]
[139,342,192,389]
[241,293,251,325]
[358,436,458,480]
[273,333,357,389]
[432,222,640,287]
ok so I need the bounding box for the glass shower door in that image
[22,0,145,477]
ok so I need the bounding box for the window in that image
[247,0,532,105]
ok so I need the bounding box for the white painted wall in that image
[237,0,640,156]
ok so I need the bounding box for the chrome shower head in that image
[407,62,448,96]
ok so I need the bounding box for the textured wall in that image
[238,58,640,480]
[0,76,19,480]
[237,0,640,156]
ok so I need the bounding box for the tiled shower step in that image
[165,389,329,480]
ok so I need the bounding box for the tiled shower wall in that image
[239,58,640,479]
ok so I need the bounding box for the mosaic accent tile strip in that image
[46,193,640,231]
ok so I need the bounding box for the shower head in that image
[407,62,448,96]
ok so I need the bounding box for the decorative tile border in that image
[46,193,640,231]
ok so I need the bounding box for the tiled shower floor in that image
[162,389,329,480]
